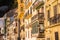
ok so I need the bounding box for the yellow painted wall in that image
[45,0,60,40]
[45,25,60,40]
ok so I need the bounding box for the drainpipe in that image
[18,19,21,40]
[4,14,7,40]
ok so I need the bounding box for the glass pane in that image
[31,21,39,34]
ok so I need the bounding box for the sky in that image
[0,18,4,28]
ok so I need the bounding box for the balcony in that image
[33,0,44,9]
[37,32,45,38]
[37,24,45,38]
[49,16,57,25]
[49,14,60,25]
[26,13,32,19]
[31,21,39,34]
[57,14,60,23]
[38,13,44,23]
[31,14,38,22]
[21,25,25,31]
[38,25,44,33]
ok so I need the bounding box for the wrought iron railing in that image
[38,13,44,23]
[38,13,44,19]
[49,14,60,25]
[31,21,39,34]
[31,14,38,22]
[57,14,60,23]
[37,32,45,38]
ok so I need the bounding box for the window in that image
[28,31,29,38]
[31,21,39,34]
[54,5,57,16]
[20,0,23,3]
[50,5,57,24]
[26,32,27,37]
[23,38,25,40]
[21,26,25,31]
[21,7,23,11]
[47,38,50,40]
[42,7,44,13]
[48,10,50,20]
[55,32,59,40]
[40,24,44,28]
[25,12,28,17]
[23,18,24,22]
[28,10,29,15]
[30,7,32,14]
[38,13,44,19]
[26,0,28,5]
[16,22,17,26]
[14,28,17,34]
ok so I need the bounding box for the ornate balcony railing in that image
[57,14,60,23]
[21,25,25,31]
[49,14,60,25]
[38,13,44,23]
[31,14,38,22]
[37,32,45,38]
[33,0,44,9]
[14,28,17,34]
[31,21,39,34]
[49,16,57,25]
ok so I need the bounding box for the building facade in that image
[0,18,5,40]
[24,0,45,40]
[4,8,18,40]
[32,0,45,40]
[17,0,25,40]
[44,0,60,40]
[24,0,32,40]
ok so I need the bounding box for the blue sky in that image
[0,18,4,28]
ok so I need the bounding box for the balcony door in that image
[55,32,59,40]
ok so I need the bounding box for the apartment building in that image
[4,8,18,40]
[32,0,45,40]
[24,0,45,40]
[44,0,60,40]
[6,20,17,40]
[24,0,33,40]
[17,0,25,40]
[0,18,5,40]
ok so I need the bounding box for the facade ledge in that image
[45,23,60,29]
